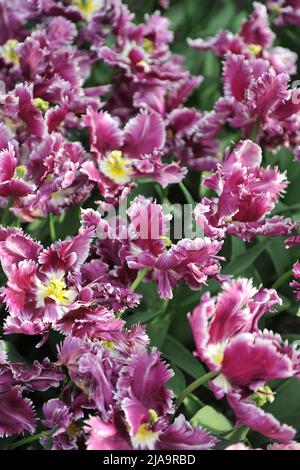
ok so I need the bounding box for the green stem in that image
[154,183,170,206]
[269,10,279,24]
[175,371,219,410]
[178,182,195,208]
[154,183,165,202]
[1,197,13,226]
[272,269,293,290]
[250,119,260,143]
[131,268,149,292]
[9,431,49,450]
[48,213,56,242]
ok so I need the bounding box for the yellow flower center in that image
[142,38,154,55]
[100,150,132,184]
[248,44,263,56]
[166,129,174,140]
[33,98,49,113]
[46,279,68,303]
[36,272,76,307]
[0,39,19,65]
[206,343,225,367]
[270,4,282,15]
[14,165,27,178]
[134,424,157,444]
[148,409,158,425]
[100,340,115,350]
[251,386,275,407]
[131,409,159,449]
[67,422,80,438]
[160,236,172,248]
[51,190,68,207]
[72,0,103,18]
[137,59,148,68]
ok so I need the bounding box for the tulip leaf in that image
[162,335,206,379]
[250,378,300,446]
[191,406,233,434]
[184,394,205,419]
[223,238,272,276]
[166,363,186,396]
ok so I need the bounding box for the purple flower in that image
[2,359,64,392]
[57,325,150,418]
[195,140,295,241]
[189,2,300,153]
[4,84,46,138]
[290,261,300,301]
[153,238,223,299]
[226,440,300,450]
[156,415,217,450]
[83,109,185,202]
[0,226,95,334]
[41,397,85,450]
[268,441,300,450]
[227,392,295,443]
[165,108,222,172]
[85,413,217,451]
[89,3,202,126]
[126,197,223,298]
[56,305,125,340]
[189,278,298,442]
[0,0,35,45]
[0,343,64,438]
[82,198,223,300]
[84,347,216,450]
[189,3,296,75]
[97,11,178,79]
[189,278,281,370]
[0,143,33,198]
[85,414,131,450]
[218,54,300,151]
[116,347,174,417]
[267,1,300,26]
[13,134,92,220]
[0,387,35,437]
[285,235,300,249]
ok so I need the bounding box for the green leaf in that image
[199,2,235,36]
[223,238,272,276]
[224,426,249,442]
[146,316,171,349]
[178,182,195,208]
[0,437,14,450]
[275,295,291,314]
[162,335,205,379]
[56,205,80,239]
[265,378,300,418]
[266,237,291,276]
[191,405,233,434]
[250,378,300,446]
[230,236,246,259]
[184,394,205,419]
[0,340,23,362]
[126,282,164,326]
[166,363,186,396]
[283,334,300,343]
